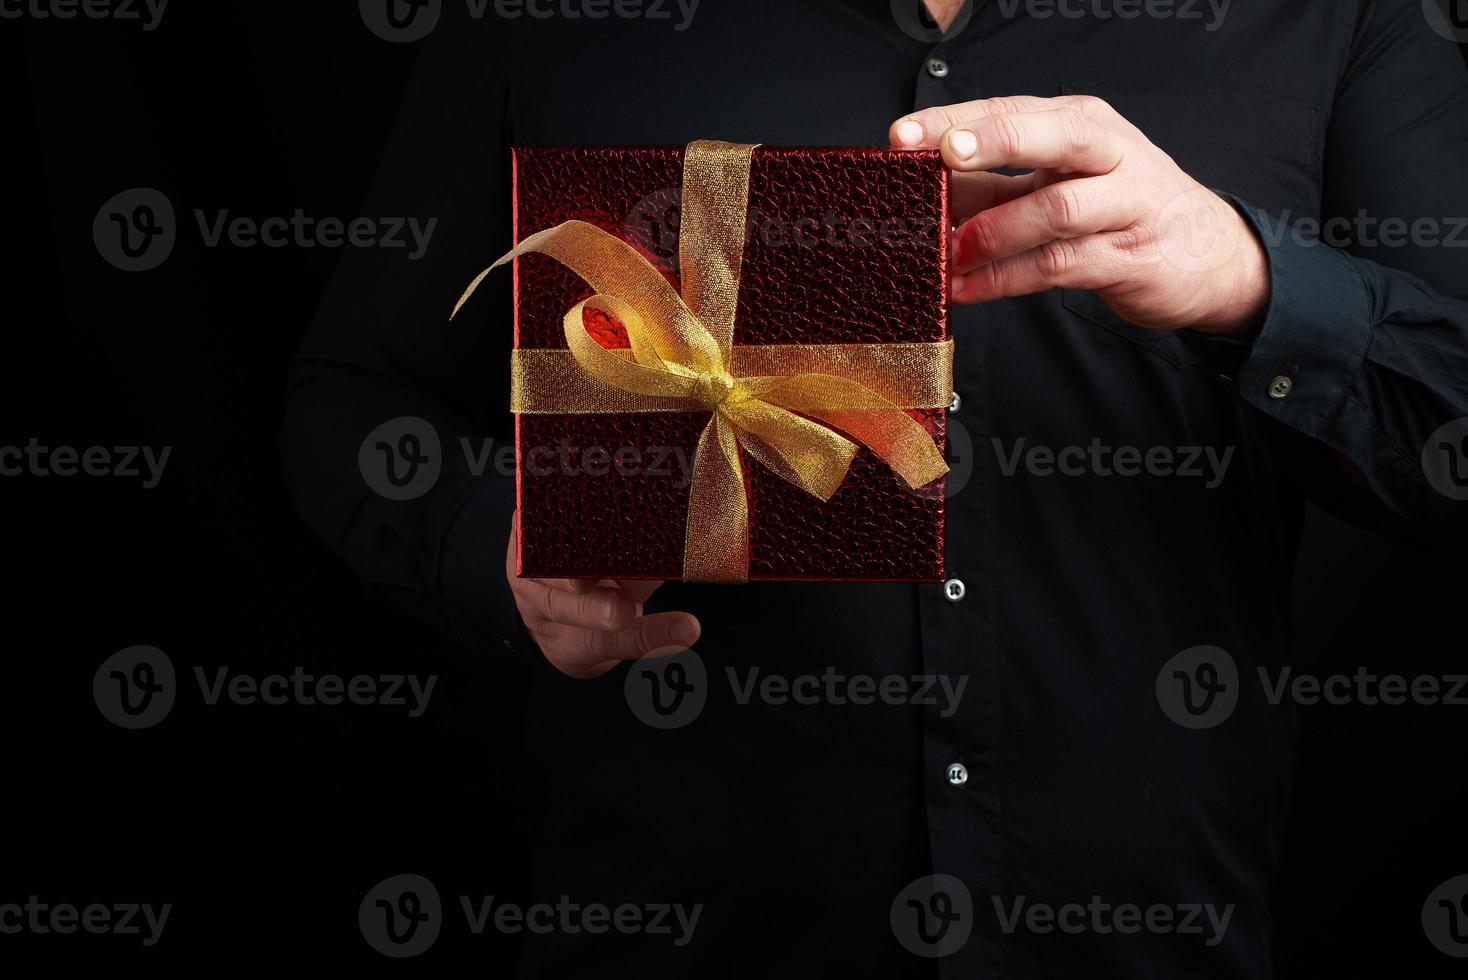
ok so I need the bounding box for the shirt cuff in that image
[1222,195,1375,439]
[437,472,540,663]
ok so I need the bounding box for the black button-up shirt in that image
[285,2,1468,975]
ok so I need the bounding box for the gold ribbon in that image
[454,140,951,582]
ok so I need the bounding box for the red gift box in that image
[506,144,950,582]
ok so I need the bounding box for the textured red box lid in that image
[513,145,949,581]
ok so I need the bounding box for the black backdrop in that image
[9,4,1468,972]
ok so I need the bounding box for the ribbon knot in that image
[691,370,736,410]
[453,140,951,582]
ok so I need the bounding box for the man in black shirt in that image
[286,1,1468,975]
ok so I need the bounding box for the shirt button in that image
[1268,376,1294,399]
[946,762,969,787]
[948,390,961,414]
[943,578,966,602]
[927,58,950,79]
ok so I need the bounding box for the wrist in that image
[1192,199,1271,339]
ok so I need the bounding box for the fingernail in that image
[949,130,978,160]
[671,620,694,645]
[598,599,616,625]
[895,120,924,146]
[951,274,965,297]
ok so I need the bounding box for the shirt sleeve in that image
[1225,0,1468,548]
[281,13,536,660]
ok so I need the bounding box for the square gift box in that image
[496,143,952,582]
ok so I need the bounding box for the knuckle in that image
[1038,239,1076,278]
[578,626,609,660]
[1072,94,1111,118]
[989,113,1026,160]
[1041,184,1083,232]
[969,259,1007,296]
[1058,109,1093,155]
[962,214,1003,259]
[537,585,560,624]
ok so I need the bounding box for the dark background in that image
[8,3,1468,972]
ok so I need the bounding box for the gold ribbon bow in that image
[454,140,951,582]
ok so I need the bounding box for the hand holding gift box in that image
[456,141,955,583]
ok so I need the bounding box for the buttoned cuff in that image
[1223,195,1375,439]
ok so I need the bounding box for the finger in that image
[890,95,1080,149]
[541,611,701,668]
[567,579,601,594]
[952,232,1133,304]
[941,108,1124,175]
[952,176,1131,273]
[533,581,640,631]
[950,170,1037,224]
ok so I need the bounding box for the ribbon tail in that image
[683,413,751,584]
[804,407,948,489]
